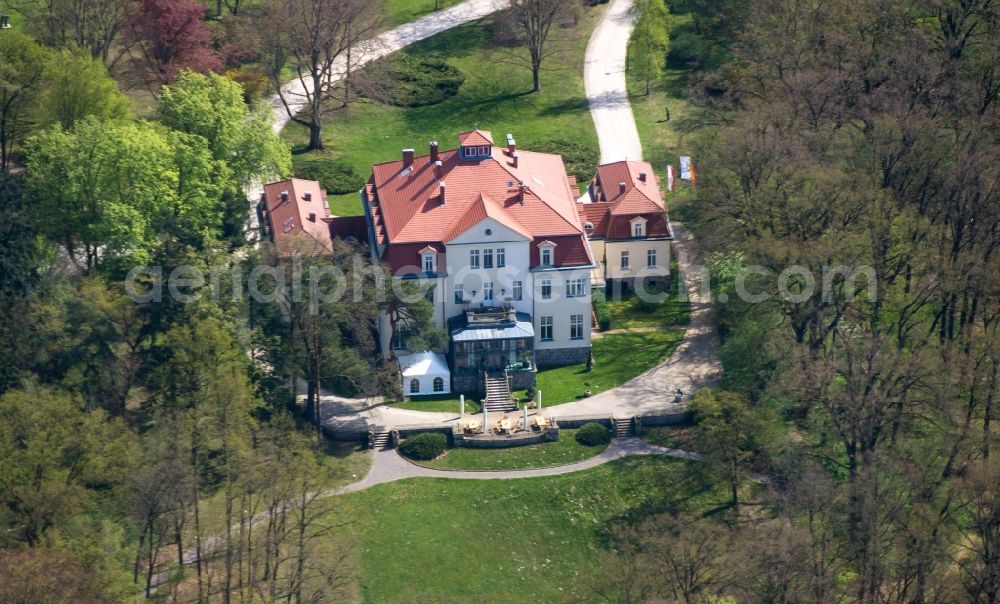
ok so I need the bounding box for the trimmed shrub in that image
[361,55,464,107]
[592,289,612,331]
[575,423,611,446]
[292,154,365,195]
[399,432,447,460]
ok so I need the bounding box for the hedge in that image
[399,432,447,461]
[592,289,612,331]
[575,423,611,446]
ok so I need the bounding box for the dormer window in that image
[462,145,491,159]
[419,246,437,274]
[537,240,557,267]
[630,216,648,238]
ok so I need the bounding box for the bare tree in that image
[505,0,575,93]
[261,0,384,151]
[6,0,130,68]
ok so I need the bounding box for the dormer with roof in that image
[578,160,674,291]
[347,131,597,395]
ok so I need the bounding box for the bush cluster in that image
[364,55,465,107]
[292,155,364,195]
[575,423,611,447]
[399,432,447,460]
[592,289,612,331]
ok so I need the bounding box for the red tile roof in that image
[580,161,672,240]
[366,134,592,272]
[458,129,494,146]
[259,179,332,252]
[593,160,664,213]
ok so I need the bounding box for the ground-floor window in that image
[433,377,444,392]
[409,378,420,394]
[570,314,583,340]
[512,280,522,300]
[540,316,553,341]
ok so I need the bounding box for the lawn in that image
[336,456,747,602]
[283,8,605,217]
[388,392,481,414]
[640,425,697,450]
[604,259,691,329]
[517,329,685,406]
[415,428,607,470]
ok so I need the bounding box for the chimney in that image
[506,134,516,154]
[618,182,627,194]
[429,141,439,163]
[512,151,519,168]
[639,172,647,183]
[279,190,289,204]
[402,148,415,167]
[434,160,443,178]
[303,191,312,201]
[518,180,526,204]
[439,181,446,205]
[307,212,316,222]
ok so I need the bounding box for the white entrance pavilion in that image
[398,351,452,396]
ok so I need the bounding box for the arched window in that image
[433,377,444,392]
[409,378,420,394]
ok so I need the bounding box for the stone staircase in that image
[483,375,516,413]
[612,417,634,438]
[369,430,391,450]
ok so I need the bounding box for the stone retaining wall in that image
[535,346,591,367]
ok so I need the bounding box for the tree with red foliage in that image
[126,0,222,89]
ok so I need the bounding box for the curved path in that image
[338,438,703,493]
[267,0,505,134]
[584,0,643,163]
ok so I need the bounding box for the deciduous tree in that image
[125,0,223,88]
[0,31,51,172]
[37,50,132,129]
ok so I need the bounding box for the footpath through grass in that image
[337,456,741,602]
[415,428,607,470]
[284,8,604,216]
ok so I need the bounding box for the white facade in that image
[376,215,593,361]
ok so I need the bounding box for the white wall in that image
[532,267,593,351]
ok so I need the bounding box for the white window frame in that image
[540,316,553,341]
[433,377,444,392]
[454,284,464,304]
[621,250,630,271]
[647,249,657,268]
[409,378,420,394]
[496,247,505,267]
[470,249,480,269]
[512,280,522,301]
[566,278,586,298]
[541,248,553,266]
[483,248,493,269]
[633,222,644,237]
[541,279,552,300]
[570,314,583,340]
[484,282,493,302]
[422,253,435,273]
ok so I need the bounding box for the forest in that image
[614,0,1000,601]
